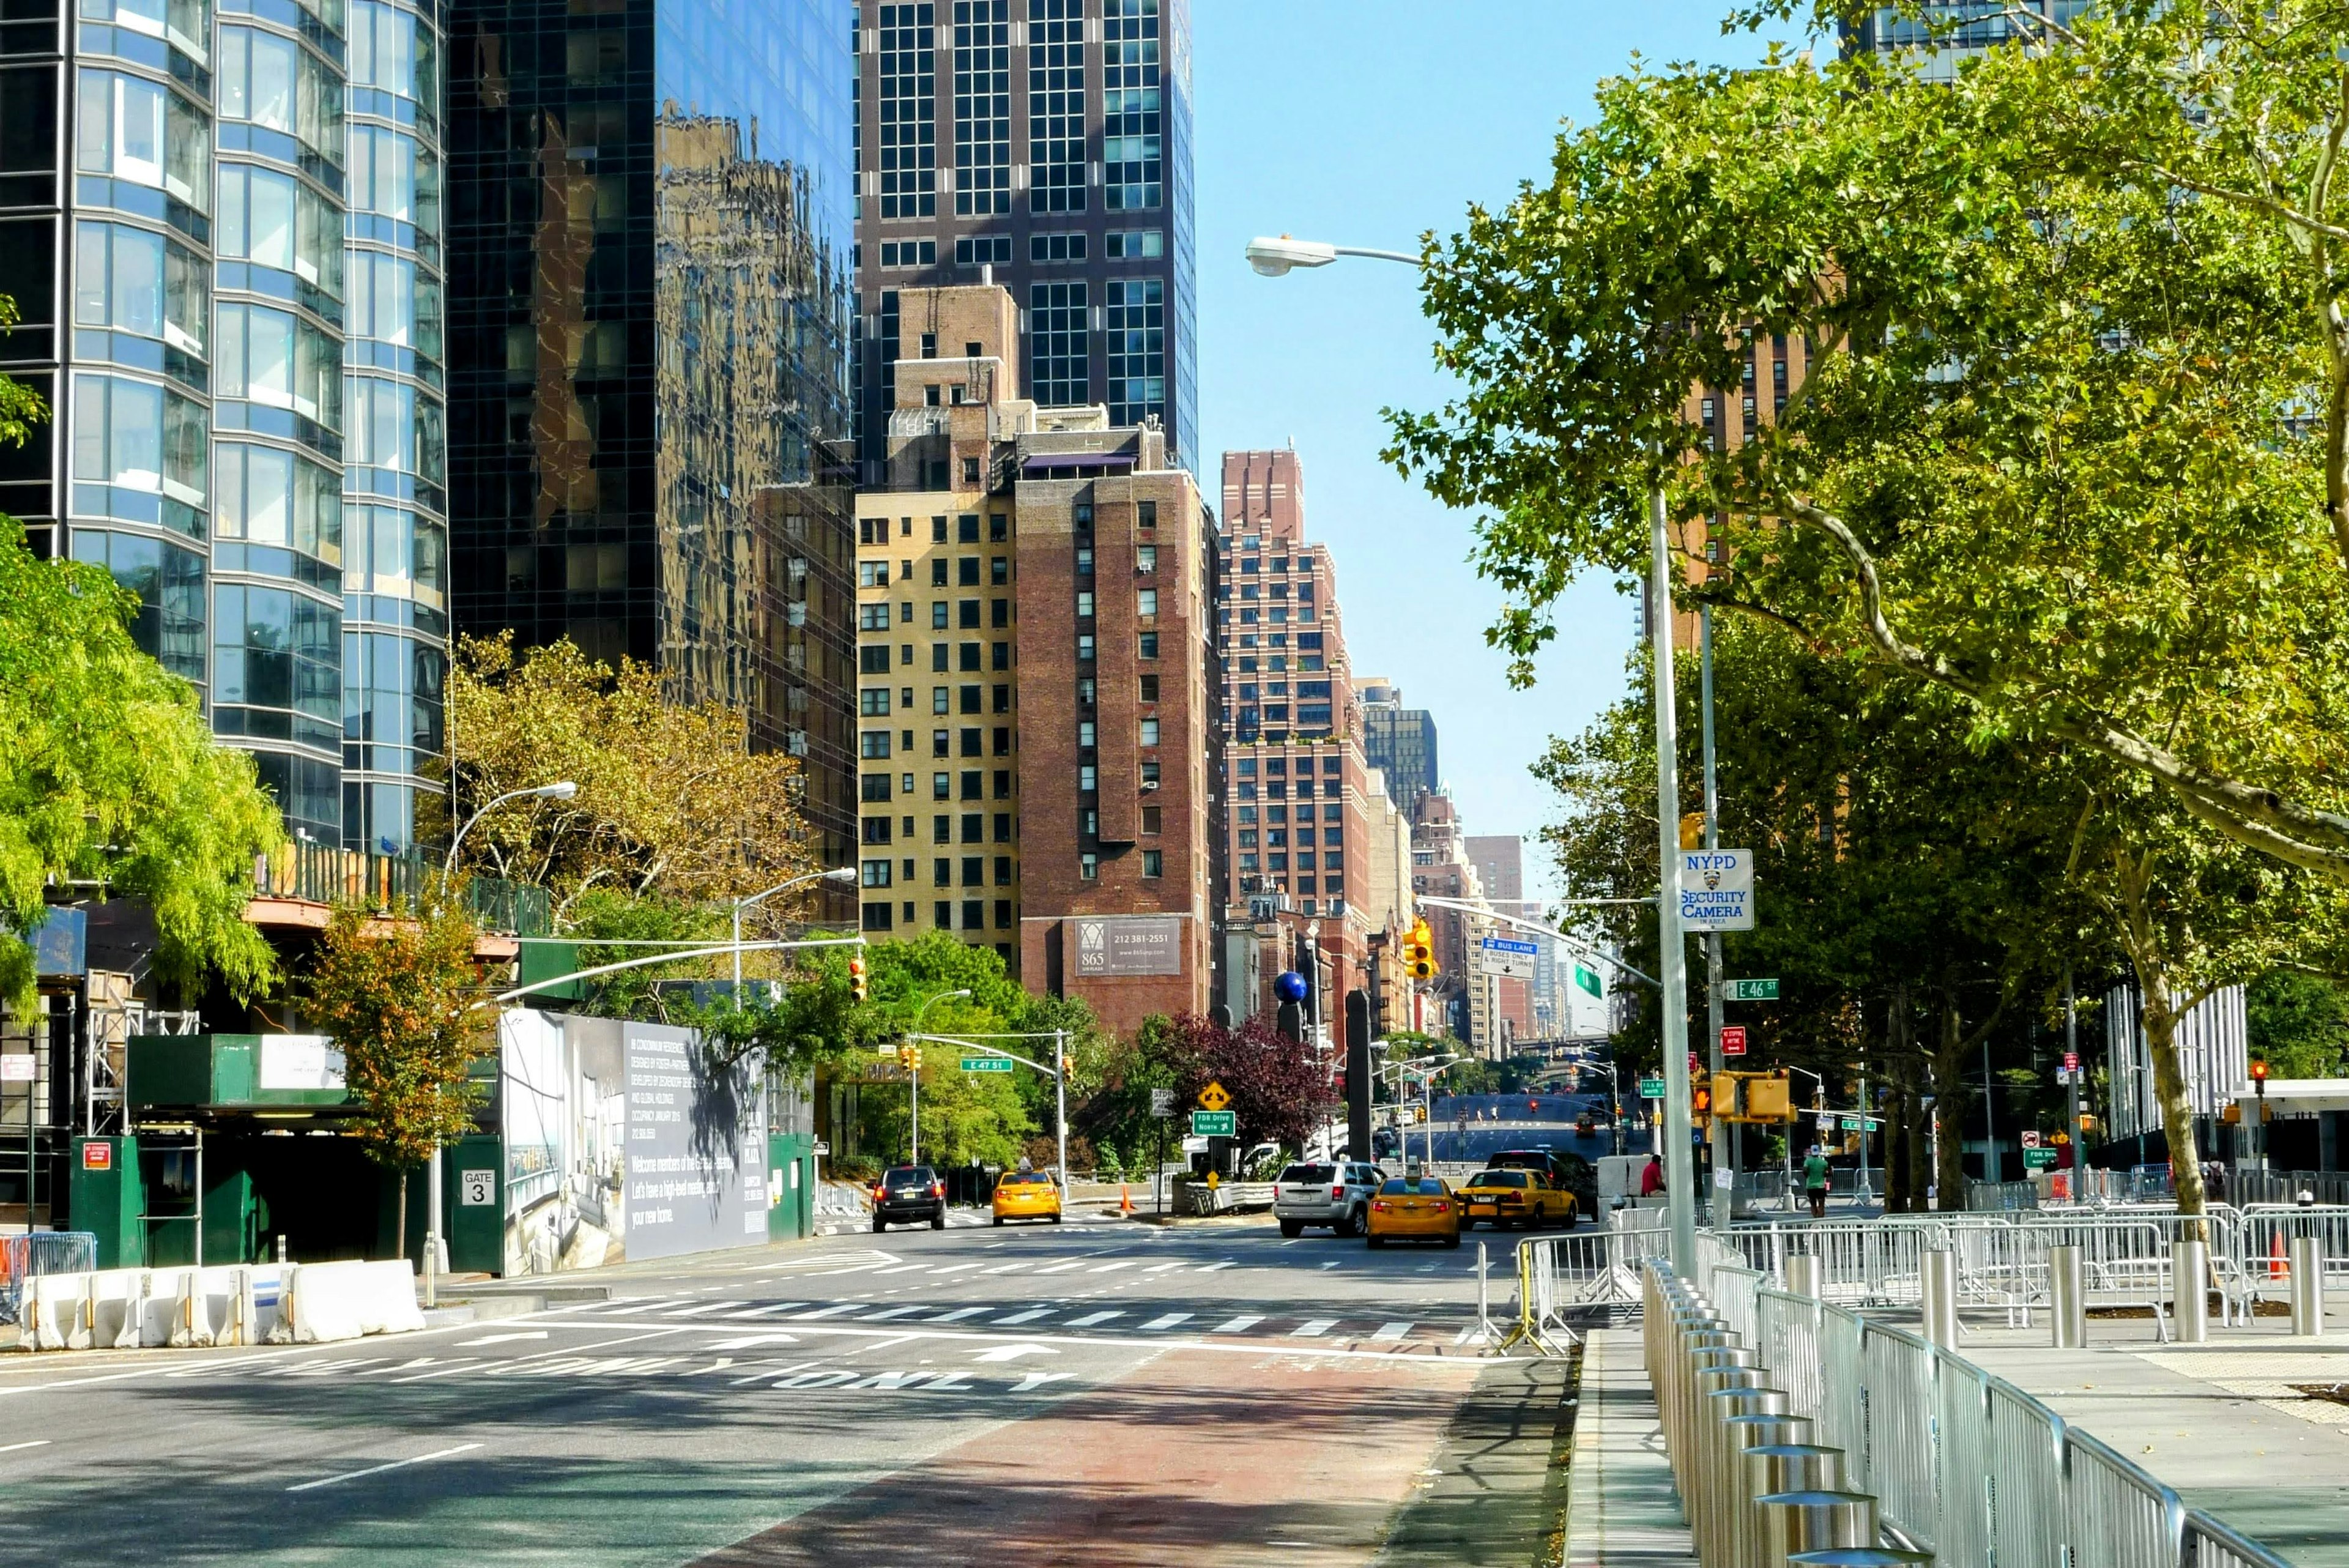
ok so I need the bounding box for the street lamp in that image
[443,780,577,874]
[1249,234,1698,1275]
[731,868,858,1001]
[906,989,973,1165]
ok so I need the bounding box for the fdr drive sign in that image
[1679,850,1755,933]
[1074,915,1184,977]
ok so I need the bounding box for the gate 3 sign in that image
[1678,850,1755,932]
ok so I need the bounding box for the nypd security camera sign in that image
[1679,850,1755,932]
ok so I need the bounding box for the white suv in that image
[1274,1161,1384,1238]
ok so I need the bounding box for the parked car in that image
[991,1170,1063,1227]
[1366,1175,1461,1249]
[872,1164,946,1231]
[1272,1160,1385,1238]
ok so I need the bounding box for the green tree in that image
[303,902,492,1260]
[0,520,284,1008]
[2246,971,2349,1080]
[1389,2,2349,880]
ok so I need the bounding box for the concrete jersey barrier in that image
[15,1259,395,1352]
[269,1260,426,1343]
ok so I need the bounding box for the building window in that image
[1079,765,1097,791]
[1136,545,1156,574]
[1077,634,1096,661]
[1140,718,1159,745]
[1029,0,1086,213]
[1141,850,1163,878]
[1080,853,1099,880]
[859,688,891,716]
[860,731,892,759]
[878,2,937,218]
[952,1,1011,215]
[861,775,894,803]
[932,772,951,800]
[878,239,938,267]
[1076,591,1094,617]
[1105,278,1165,427]
[1102,0,1163,210]
[1141,805,1161,834]
[1138,632,1159,659]
[1140,760,1160,787]
[954,234,1013,266]
[861,860,894,888]
[1030,231,1088,262]
[992,642,1011,670]
[1107,229,1164,259]
[1137,589,1158,617]
[936,901,955,929]
[962,770,984,800]
[1030,281,1088,405]
[863,904,894,931]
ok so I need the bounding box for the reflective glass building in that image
[442,0,859,888]
[0,0,448,849]
[850,0,1197,478]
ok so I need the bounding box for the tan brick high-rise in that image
[855,283,1222,1036]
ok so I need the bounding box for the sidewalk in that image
[1562,1330,1697,1568]
[1964,1323,2349,1567]
[1371,1355,1577,1567]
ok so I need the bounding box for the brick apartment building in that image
[1213,448,1383,1028]
[853,283,1222,1035]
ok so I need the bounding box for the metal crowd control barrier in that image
[0,1233,97,1325]
[1625,1252,2294,1568]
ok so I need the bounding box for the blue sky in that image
[1192,2,1776,900]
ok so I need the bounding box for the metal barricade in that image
[2239,1204,2349,1301]
[2065,1427,2186,1568]
[1860,1325,1940,1553]
[1986,1373,2069,1568]
[2184,1509,2297,1568]
[0,1232,97,1325]
[1756,1286,1823,1425]
[1712,1263,1763,1344]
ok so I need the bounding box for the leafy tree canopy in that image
[2247,969,2349,1080]
[1390,0,2349,878]
[0,519,283,1007]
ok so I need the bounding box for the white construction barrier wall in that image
[14,1260,380,1353]
[269,1260,426,1343]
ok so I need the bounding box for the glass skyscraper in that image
[0,0,448,851]
[850,0,1196,478]
[441,0,860,894]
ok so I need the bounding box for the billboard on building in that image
[1074,915,1185,977]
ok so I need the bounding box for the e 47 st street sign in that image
[960,1057,1013,1073]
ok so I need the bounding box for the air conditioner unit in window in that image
[1140,780,1159,792]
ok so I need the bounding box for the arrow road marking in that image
[703,1332,801,1351]
[288,1443,483,1493]
[457,1331,549,1347]
[971,1342,1059,1364]
[1008,1372,1074,1394]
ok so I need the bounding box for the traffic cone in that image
[1120,1185,1133,1214]
[2272,1229,2288,1282]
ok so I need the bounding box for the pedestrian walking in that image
[1803,1145,1831,1219]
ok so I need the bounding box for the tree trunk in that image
[1931,995,1973,1212]
[1883,1003,1912,1213]
[397,1168,409,1266]
[2108,847,2211,1239]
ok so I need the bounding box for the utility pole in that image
[2065,967,2083,1183]
[1650,485,1698,1275]
[1700,603,1731,1221]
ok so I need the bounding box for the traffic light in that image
[1402,919,1437,981]
[2250,1057,2271,1083]
[849,954,868,1002]
[1692,1082,1712,1130]
[909,1045,922,1071]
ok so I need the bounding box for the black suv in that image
[872,1165,946,1231]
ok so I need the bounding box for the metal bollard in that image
[2050,1243,2088,1348]
[1715,1406,1806,1568]
[1785,1253,1822,1301]
[1700,1386,1787,1568]
[1756,1490,1877,1568]
[1921,1247,1959,1348]
[2172,1238,2210,1343]
[2291,1235,2325,1337]
[1688,1360,1766,1544]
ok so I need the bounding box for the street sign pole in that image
[1650,482,1698,1276]
[1699,603,1736,1221]
[2065,965,2083,1171]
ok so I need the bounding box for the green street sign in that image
[1840,1117,1861,1131]
[1638,1077,1666,1099]
[1190,1110,1236,1137]
[1724,979,1779,1001]
[960,1057,1014,1073]
[2023,1146,2059,1171]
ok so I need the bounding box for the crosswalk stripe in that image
[1086,1261,1137,1275]
[1370,1321,1414,1341]
[928,1263,985,1276]
[1208,1315,1263,1334]
[926,1306,989,1323]
[1031,1258,1094,1275]
[1195,1261,1236,1273]
[1141,1262,1186,1274]
[724,1302,807,1319]
[1063,1310,1121,1328]
[663,1302,734,1318]
[1290,1318,1337,1338]
[792,1304,865,1320]
[1139,1312,1192,1331]
[994,1307,1055,1325]
[870,1263,930,1276]
[861,1305,925,1321]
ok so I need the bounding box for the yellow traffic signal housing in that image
[848,954,869,1002]
[1709,1070,1798,1125]
[1401,918,1438,981]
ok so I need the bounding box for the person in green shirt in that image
[1803,1147,1831,1219]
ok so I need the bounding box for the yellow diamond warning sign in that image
[1197,1080,1231,1112]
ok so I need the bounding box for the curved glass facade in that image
[340,0,446,851]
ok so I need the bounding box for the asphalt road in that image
[0,1213,1521,1566]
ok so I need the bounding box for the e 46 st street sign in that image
[1190,1110,1235,1137]
[1723,978,1778,1001]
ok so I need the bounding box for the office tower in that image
[1842,2,2088,74]
[1358,677,1439,811]
[853,280,1219,1035]
[1215,447,1372,1018]
[0,0,445,849]
[1466,833,1537,1041]
[850,0,1196,480]
[442,0,861,893]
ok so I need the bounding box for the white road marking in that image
[1209,1315,1264,1334]
[1371,1321,1414,1341]
[928,1263,985,1276]
[1195,1261,1236,1273]
[724,1302,807,1318]
[870,1263,930,1276]
[0,1441,50,1455]
[926,1306,990,1323]
[458,1331,549,1347]
[972,1342,1058,1363]
[1290,1319,1337,1338]
[662,1302,736,1318]
[1141,1261,1186,1274]
[1086,1261,1137,1275]
[994,1307,1055,1325]
[287,1443,483,1493]
[1319,1261,1341,1269]
[1031,1258,1095,1274]
[1139,1312,1192,1331]
[1008,1371,1074,1394]
[704,1332,801,1351]
[1064,1310,1122,1327]
[793,1304,866,1320]
[861,1306,925,1321]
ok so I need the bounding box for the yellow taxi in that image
[991,1170,1063,1227]
[1365,1175,1461,1249]
[1455,1167,1576,1231]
